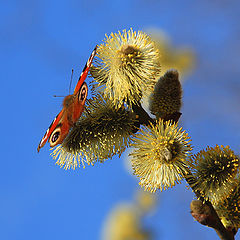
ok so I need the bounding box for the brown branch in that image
[190,200,235,240]
[132,104,155,126]
[185,173,235,240]
[132,103,181,126]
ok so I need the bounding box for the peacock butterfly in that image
[37,46,97,152]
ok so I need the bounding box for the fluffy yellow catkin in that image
[215,183,240,230]
[91,29,161,108]
[191,145,239,204]
[51,94,137,169]
[130,119,192,192]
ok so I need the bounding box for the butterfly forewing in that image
[74,46,97,94]
[71,82,88,124]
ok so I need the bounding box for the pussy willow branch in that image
[132,104,155,125]
[132,103,235,240]
[132,103,181,125]
[185,173,235,240]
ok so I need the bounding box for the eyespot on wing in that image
[78,82,88,103]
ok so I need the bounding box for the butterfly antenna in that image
[69,68,74,94]
[53,95,65,97]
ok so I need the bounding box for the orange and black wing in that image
[70,46,97,124]
[37,110,64,152]
[73,45,97,94]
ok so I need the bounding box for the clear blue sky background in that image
[1,0,240,239]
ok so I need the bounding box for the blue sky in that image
[1,0,240,239]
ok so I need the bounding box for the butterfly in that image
[37,46,97,152]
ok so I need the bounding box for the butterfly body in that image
[37,47,97,152]
[62,87,86,125]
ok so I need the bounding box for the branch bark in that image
[185,173,235,240]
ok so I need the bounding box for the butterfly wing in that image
[71,82,88,123]
[37,110,64,152]
[70,46,97,124]
[73,46,97,94]
[37,107,73,152]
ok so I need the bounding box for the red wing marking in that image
[74,46,97,94]
[37,110,63,152]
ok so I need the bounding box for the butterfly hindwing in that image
[37,110,63,152]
